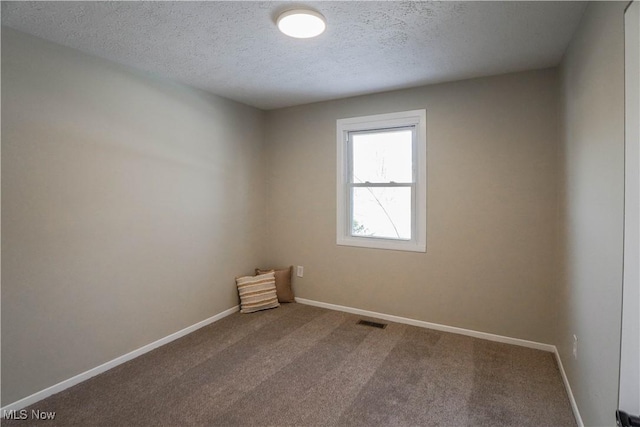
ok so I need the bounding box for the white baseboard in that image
[1,305,239,415]
[295,297,555,352]
[554,349,584,427]
[295,297,583,425]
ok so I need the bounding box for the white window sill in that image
[337,237,426,253]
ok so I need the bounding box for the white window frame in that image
[336,109,427,252]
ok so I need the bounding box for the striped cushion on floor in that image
[236,272,280,313]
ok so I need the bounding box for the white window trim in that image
[336,109,427,252]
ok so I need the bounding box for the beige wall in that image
[557,2,626,426]
[265,68,560,344]
[1,28,266,406]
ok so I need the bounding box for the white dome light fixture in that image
[277,9,326,39]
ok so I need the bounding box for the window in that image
[336,110,427,252]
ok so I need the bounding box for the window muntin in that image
[337,110,427,252]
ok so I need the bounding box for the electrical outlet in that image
[296,266,304,278]
[572,334,578,359]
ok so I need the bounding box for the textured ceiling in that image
[1,1,587,110]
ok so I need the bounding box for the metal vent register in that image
[357,319,388,329]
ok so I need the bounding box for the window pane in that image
[352,187,411,240]
[352,129,413,184]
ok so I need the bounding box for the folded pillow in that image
[235,272,280,314]
[255,266,295,303]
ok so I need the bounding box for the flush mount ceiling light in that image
[277,9,326,39]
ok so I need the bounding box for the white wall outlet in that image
[572,334,578,359]
[296,266,304,278]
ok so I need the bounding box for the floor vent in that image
[357,319,387,329]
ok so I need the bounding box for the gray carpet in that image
[4,303,576,426]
